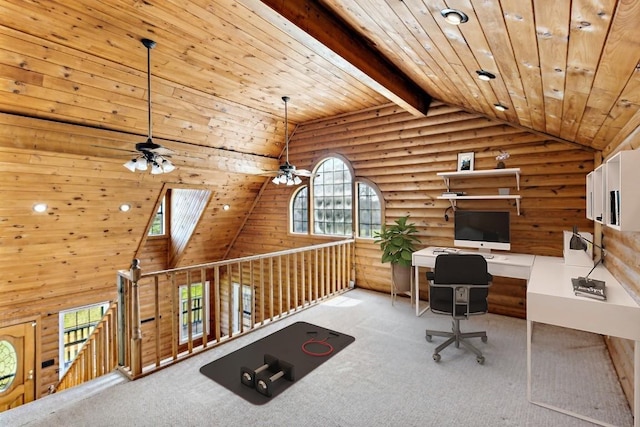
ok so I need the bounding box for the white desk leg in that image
[414,265,420,316]
[635,340,639,427]
[414,265,430,316]
[527,320,532,402]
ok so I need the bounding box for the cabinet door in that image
[592,165,604,224]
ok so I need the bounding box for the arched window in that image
[313,157,352,236]
[356,181,382,238]
[291,186,308,234]
[290,156,383,238]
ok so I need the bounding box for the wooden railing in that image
[118,239,355,379]
[55,301,119,392]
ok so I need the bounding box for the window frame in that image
[309,154,355,238]
[58,301,110,379]
[355,178,384,239]
[178,281,209,344]
[290,185,309,234]
[232,283,253,333]
[289,154,383,240]
[148,194,168,237]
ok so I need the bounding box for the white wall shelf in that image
[437,168,521,215]
[437,168,520,191]
[604,150,640,231]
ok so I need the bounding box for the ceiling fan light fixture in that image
[123,159,138,172]
[494,103,508,112]
[441,9,468,25]
[136,157,149,171]
[150,162,163,175]
[122,39,176,175]
[270,96,304,186]
[476,70,496,81]
[160,158,175,173]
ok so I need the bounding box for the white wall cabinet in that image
[604,150,640,231]
[587,164,605,224]
[436,168,521,215]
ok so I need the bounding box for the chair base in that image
[425,318,487,364]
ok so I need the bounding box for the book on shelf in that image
[442,191,466,196]
[571,277,606,301]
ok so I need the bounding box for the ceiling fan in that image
[121,38,175,174]
[265,96,312,185]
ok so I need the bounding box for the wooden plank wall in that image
[602,206,640,410]
[0,113,273,396]
[231,102,595,320]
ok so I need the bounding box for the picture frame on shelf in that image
[457,152,474,171]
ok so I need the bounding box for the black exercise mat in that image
[199,321,355,404]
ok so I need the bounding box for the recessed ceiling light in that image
[33,203,47,213]
[441,8,469,25]
[494,103,508,112]
[476,70,496,81]
[119,203,131,212]
[222,204,230,211]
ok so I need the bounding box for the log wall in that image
[231,102,595,319]
[602,206,640,411]
[0,113,273,396]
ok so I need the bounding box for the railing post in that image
[130,259,143,377]
[117,274,126,367]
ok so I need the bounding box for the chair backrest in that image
[429,254,491,316]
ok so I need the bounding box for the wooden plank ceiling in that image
[1,0,639,170]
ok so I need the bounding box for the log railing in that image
[55,301,119,392]
[118,239,355,379]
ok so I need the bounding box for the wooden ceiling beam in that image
[247,0,431,116]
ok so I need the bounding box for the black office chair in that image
[425,254,492,364]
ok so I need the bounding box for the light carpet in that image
[1,288,632,426]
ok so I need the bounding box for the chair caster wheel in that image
[433,353,441,362]
[476,356,485,364]
[425,334,432,342]
[481,336,488,343]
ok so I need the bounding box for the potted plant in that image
[373,216,422,298]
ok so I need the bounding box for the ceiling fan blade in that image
[149,147,174,156]
[91,144,137,154]
[293,169,313,176]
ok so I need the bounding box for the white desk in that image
[412,247,535,316]
[527,256,640,427]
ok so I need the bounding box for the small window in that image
[232,283,253,333]
[357,182,382,238]
[148,197,165,236]
[59,302,109,378]
[179,282,209,343]
[291,186,308,233]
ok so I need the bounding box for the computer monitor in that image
[454,210,511,252]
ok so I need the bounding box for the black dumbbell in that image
[240,354,279,388]
[255,359,295,397]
